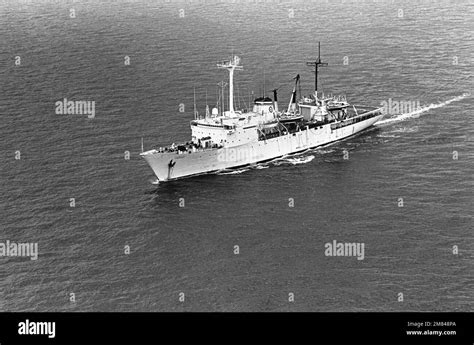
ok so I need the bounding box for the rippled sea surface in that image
[0,0,472,311]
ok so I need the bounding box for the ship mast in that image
[217,55,243,115]
[205,89,210,118]
[306,42,328,96]
[193,87,197,119]
[217,81,227,116]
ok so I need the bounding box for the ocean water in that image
[0,0,472,311]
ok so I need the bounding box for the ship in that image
[141,43,384,182]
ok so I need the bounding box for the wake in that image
[217,155,316,175]
[217,168,250,175]
[272,155,315,166]
[376,93,470,126]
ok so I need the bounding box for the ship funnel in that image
[272,88,279,112]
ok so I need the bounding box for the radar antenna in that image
[306,42,328,94]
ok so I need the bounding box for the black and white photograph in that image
[0,0,473,343]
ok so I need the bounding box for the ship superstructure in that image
[141,45,383,182]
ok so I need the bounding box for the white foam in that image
[376,93,470,126]
[377,134,400,138]
[274,155,315,166]
[315,148,335,154]
[217,168,250,175]
[390,126,419,133]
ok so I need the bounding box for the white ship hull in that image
[141,114,383,181]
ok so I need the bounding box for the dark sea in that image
[0,0,472,312]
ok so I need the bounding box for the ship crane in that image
[287,74,300,113]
